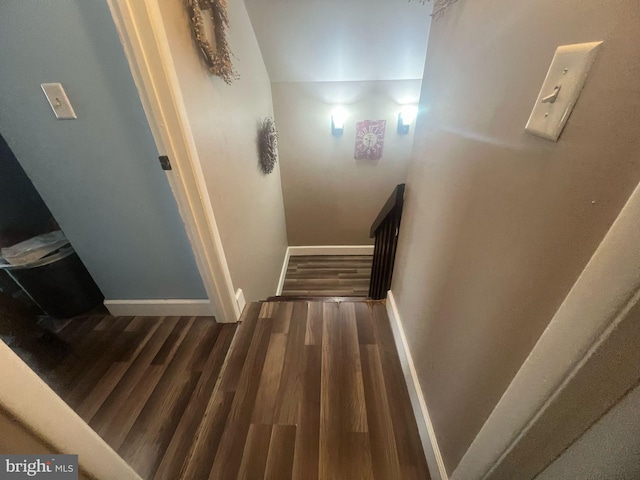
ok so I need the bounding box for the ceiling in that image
[244,0,433,84]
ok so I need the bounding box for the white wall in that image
[0,1,207,301]
[391,0,640,474]
[273,80,420,245]
[156,0,288,302]
[244,0,430,83]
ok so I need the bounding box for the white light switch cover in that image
[525,41,603,141]
[41,83,77,119]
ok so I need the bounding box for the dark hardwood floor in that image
[184,300,430,480]
[43,314,236,480]
[30,299,428,479]
[282,255,373,297]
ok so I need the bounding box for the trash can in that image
[1,245,104,318]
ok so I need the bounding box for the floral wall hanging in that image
[186,0,239,84]
[258,117,278,174]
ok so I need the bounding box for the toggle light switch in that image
[525,41,603,141]
[41,83,77,119]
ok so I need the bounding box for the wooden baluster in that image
[368,184,405,300]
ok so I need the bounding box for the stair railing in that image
[369,184,405,300]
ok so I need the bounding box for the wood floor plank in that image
[260,301,277,319]
[344,432,375,480]
[282,255,372,297]
[180,392,235,480]
[189,321,221,371]
[265,424,297,480]
[321,302,370,480]
[153,324,236,480]
[355,302,376,345]
[305,301,323,346]
[97,317,194,453]
[292,345,321,480]
[53,316,113,387]
[237,424,273,480]
[220,303,261,393]
[152,316,191,365]
[99,364,166,450]
[273,301,308,425]
[338,302,369,433]
[251,333,287,424]
[273,301,293,334]
[209,317,273,479]
[119,317,207,478]
[181,305,262,480]
[89,316,182,438]
[122,371,201,479]
[360,344,402,480]
[75,362,130,421]
[63,317,135,408]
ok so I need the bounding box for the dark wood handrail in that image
[368,184,405,300]
[370,184,405,238]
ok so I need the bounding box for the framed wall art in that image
[355,120,386,160]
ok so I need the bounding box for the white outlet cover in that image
[525,41,603,141]
[41,83,77,119]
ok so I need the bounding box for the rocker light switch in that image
[525,41,603,141]
[41,83,77,119]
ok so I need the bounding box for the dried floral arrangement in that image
[415,0,459,18]
[186,0,239,84]
[258,117,278,175]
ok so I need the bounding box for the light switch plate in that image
[525,41,603,141]
[41,83,77,119]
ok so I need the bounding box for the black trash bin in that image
[2,245,104,318]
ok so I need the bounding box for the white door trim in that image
[0,341,142,480]
[452,178,640,480]
[106,0,239,324]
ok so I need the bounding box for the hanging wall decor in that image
[414,0,459,18]
[431,0,459,18]
[355,120,386,160]
[186,0,239,84]
[258,117,278,174]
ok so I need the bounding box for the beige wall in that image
[0,409,91,480]
[391,0,640,474]
[273,80,419,245]
[156,0,288,302]
[487,293,640,479]
[536,381,640,480]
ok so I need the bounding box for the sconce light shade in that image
[398,106,418,134]
[331,107,348,136]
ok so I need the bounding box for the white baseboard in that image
[386,290,449,480]
[276,248,291,296]
[235,289,246,314]
[104,299,214,317]
[288,245,374,256]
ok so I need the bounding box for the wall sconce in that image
[398,106,418,134]
[331,107,348,136]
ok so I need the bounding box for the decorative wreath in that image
[186,0,239,84]
[258,117,278,175]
